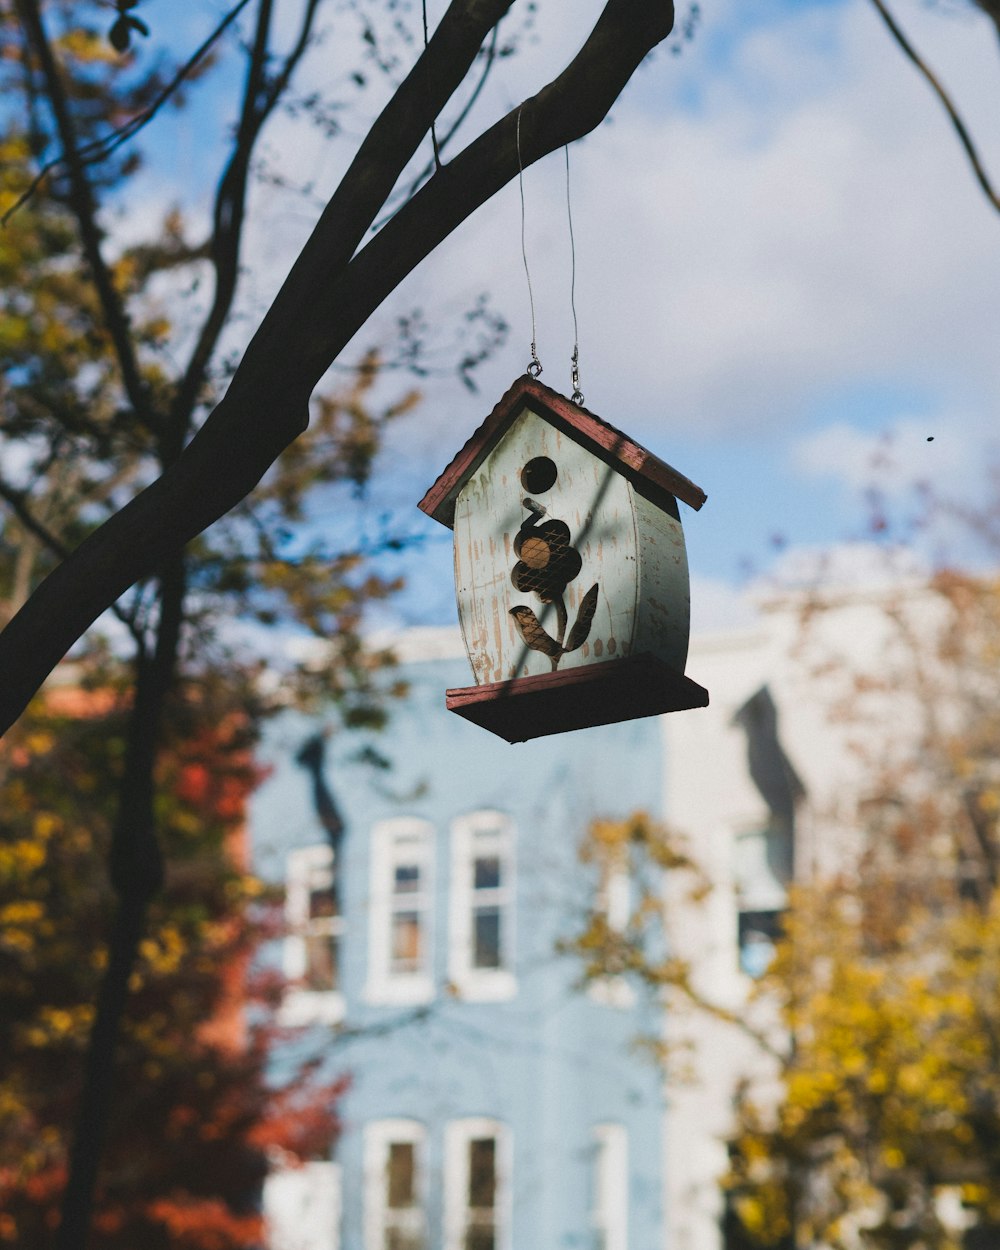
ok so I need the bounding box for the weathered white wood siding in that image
[454,403,694,685]
[631,489,690,672]
[454,406,640,682]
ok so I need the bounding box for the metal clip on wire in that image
[570,347,584,406]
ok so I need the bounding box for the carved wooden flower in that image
[510,519,583,604]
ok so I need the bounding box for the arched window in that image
[448,811,516,1001]
[444,1118,511,1250]
[366,818,435,1004]
[283,844,344,1025]
[363,1119,428,1250]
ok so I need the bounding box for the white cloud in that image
[754,539,929,593]
[110,0,1000,446]
[67,1,1000,626]
[791,414,975,495]
[565,0,1000,439]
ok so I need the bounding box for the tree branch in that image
[306,0,676,377]
[973,0,1000,44]
[870,0,1000,216]
[14,0,155,427]
[0,476,142,643]
[0,0,675,737]
[168,0,331,447]
[2,0,256,226]
[167,0,281,450]
[0,476,69,562]
[374,22,501,229]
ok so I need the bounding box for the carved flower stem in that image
[549,595,569,672]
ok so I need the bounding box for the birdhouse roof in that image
[418,374,707,529]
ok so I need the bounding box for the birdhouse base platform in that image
[445,653,709,744]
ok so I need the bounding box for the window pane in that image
[468,1138,496,1209]
[394,863,421,894]
[305,932,338,990]
[738,909,784,978]
[473,856,501,890]
[472,908,501,969]
[308,882,337,919]
[387,1141,416,1208]
[388,1232,425,1250]
[391,912,422,972]
[464,1227,495,1250]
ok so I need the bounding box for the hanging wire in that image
[422,0,442,170]
[564,144,584,406]
[516,105,543,378]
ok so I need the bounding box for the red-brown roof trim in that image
[417,374,707,529]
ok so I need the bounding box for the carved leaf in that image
[509,605,562,658]
[565,583,599,653]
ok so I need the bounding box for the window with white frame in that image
[282,845,345,1024]
[449,812,516,1000]
[367,818,434,1004]
[363,1119,427,1250]
[591,1124,628,1250]
[734,822,789,978]
[263,1159,341,1250]
[444,1119,510,1250]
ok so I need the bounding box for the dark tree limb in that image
[974,0,1000,43]
[308,0,677,379]
[0,476,143,642]
[53,890,150,1250]
[870,0,1000,216]
[376,22,502,228]
[14,0,154,429]
[0,0,674,738]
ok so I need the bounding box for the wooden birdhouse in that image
[418,375,709,742]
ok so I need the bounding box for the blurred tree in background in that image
[0,685,346,1248]
[0,2,424,1242]
[724,569,1000,1250]
[567,564,1000,1249]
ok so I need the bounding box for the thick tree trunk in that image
[55,557,184,1249]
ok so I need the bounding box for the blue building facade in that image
[253,631,668,1250]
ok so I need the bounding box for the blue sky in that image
[89,1,1000,632]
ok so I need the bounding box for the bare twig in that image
[168,0,324,446]
[0,476,69,561]
[374,23,501,229]
[870,0,1000,216]
[3,0,255,226]
[0,475,142,641]
[14,0,154,429]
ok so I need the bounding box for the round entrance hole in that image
[520,456,557,494]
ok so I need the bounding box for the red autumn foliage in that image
[0,695,343,1248]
